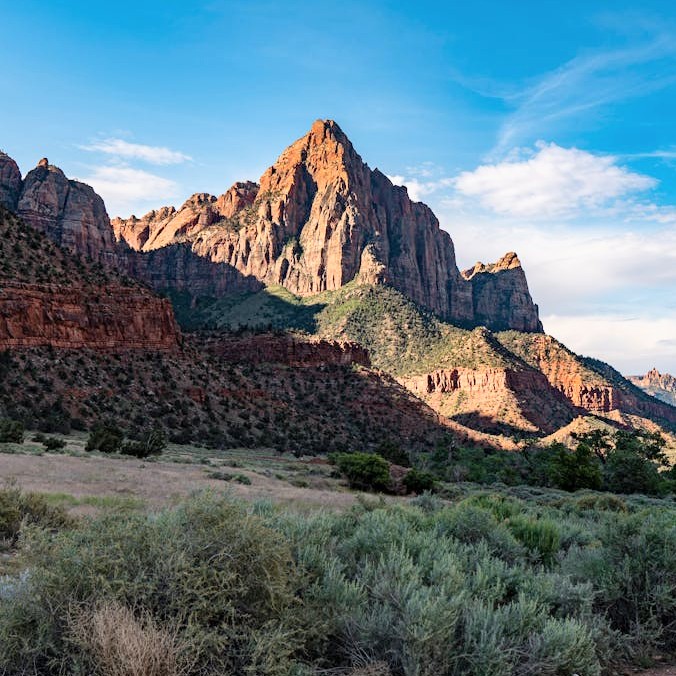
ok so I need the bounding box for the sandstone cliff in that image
[203,333,370,368]
[113,120,542,333]
[0,207,179,350]
[14,158,120,265]
[0,284,178,350]
[497,333,676,427]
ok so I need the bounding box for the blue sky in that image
[2,0,676,373]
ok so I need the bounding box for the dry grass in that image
[349,662,392,676]
[69,602,191,676]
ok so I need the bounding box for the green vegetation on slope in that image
[190,283,528,375]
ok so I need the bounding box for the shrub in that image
[43,437,66,452]
[120,428,167,459]
[0,484,72,543]
[69,601,189,676]
[331,452,391,492]
[0,494,300,675]
[0,419,24,443]
[402,468,436,494]
[507,515,561,566]
[86,423,124,454]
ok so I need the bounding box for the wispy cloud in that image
[81,138,192,165]
[494,36,676,155]
[77,166,179,217]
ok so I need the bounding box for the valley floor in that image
[0,434,370,514]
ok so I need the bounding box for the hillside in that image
[190,282,676,441]
[0,206,459,453]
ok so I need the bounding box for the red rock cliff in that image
[0,284,179,350]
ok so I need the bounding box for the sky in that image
[1,0,676,374]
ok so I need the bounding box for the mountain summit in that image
[112,120,543,332]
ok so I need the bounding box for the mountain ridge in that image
[109,119,544,332]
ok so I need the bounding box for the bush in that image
[43,437,66,452]
[0,484,72,544]
[86,423,124,454]
[402,468,436,494]
[120,428,167,459]
[69,601,189,676]
[0,419,24,443]
[331,452,391,492]
[507,515,561,566]
[0,494,300,675]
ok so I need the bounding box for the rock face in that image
[16,159,119,265]
[402,364,579,435]
[113,120,542,333]
[629,368,676,407]
[0,152,22,211]
[462,253,543,332]
[500,334,676,426]
[0,284,179,350]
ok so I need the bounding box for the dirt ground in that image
[0,451,360,512]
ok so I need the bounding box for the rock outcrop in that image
[629,368,676,407]
[0,152,22,211]
[402,364,579,435]
[203,333,370,368]
[113,120,542,333]
[498,334,676,426]
[16,159,119,265]
[462,253,543,332]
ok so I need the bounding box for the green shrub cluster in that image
[86,423,167,458]
[330,452,391,491]
[421,429,676,496]
[2,491,676,674]
[0,419,24,443]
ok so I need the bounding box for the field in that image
[2,435,676,675]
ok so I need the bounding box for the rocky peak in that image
[0,151,22,211]
[215,181,259,218]
[462,252,523,280]
[4,122,544,334]
[16,158,119,264]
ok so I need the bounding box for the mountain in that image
[112,120,542,333]
[2,123,675,454]
[629,368,676,406]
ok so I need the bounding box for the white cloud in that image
[387,174,455,202]
[454,142,655,218]
[78,166,179,217]
[542,313,676,375]
[81,138,192,165]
